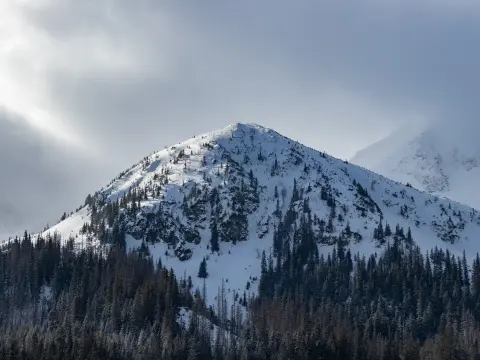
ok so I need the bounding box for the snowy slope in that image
[352,121,480,209]
[43,123,480,308]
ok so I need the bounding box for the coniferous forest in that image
[1,228,480,359]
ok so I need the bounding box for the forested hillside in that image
[4,124,480,359]
[2,230,480,359]
[42,123,480,310]
[0,234,214,360]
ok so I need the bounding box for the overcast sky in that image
[1,0,480,236]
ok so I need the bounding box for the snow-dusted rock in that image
[42,122,480,307]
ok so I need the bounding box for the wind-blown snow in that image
[43,123,480,309]
[352,122,480,209]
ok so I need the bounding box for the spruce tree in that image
[210,220,220,253]
[385,223,392,237]
[406,227,413,244]
[198,258,208,278]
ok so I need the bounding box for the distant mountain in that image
[42,123,480,307]
[352,122,480,209]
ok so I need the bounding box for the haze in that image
[1,0,479,236]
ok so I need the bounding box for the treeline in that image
[246,238,480,360]
[3,229,480,359]
[0,233,214,360]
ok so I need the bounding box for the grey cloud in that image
[0,109,111,237]
[36,1,480,143]
[171,1,480,119]
[2,0,480,235]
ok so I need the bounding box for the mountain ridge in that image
[352,122,480,209]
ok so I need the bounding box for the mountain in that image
[352,122,480,209]
[42,123,480,307]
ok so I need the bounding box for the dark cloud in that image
[0,109,110,237]
[2,0,480,235]
[33,1,480,153]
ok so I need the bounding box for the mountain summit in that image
[43,122,480,306]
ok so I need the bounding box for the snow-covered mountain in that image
[42,123,480,307]
[352,122,480,209]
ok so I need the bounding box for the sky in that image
[1,0,480,236]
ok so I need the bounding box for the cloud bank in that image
[1,0,480,234]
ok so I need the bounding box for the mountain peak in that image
[215,122,276,139]
[42,123,480,307]
[227,122,267,130]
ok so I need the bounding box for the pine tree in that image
[406,227,413,244]
[345,222,352,237]
[385,223,392,237]
[292,178,299,203]
[210,220,220,253]
[198,258,208,278]
[261,251,267,275]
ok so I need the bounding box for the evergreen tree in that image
[210,220,220,253]
[198,258,208,278]
[385,223,392,237]
[406,227,413,244]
